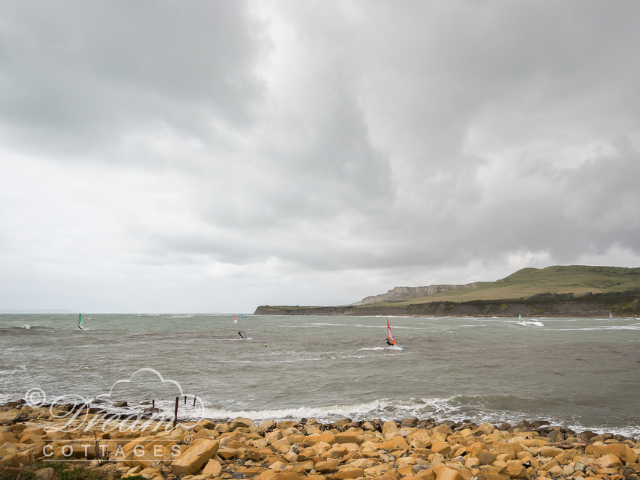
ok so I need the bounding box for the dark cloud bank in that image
[0,0,639,312]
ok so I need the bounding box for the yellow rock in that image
[379,436,409,452]
[34,468,54,480]
[539,446,563,458]
[44,430,71,441]
[430,440,451,457]
[230,417,255,430]
[19,432,43,444]
[539,458,559,471]
[170,439,219,476]
[546,465,563,476]
[322,445,348,459]
[597,453,622,468]
[291,434,305,445]
[300,460,315,472]
[238,466,266,476]
[196,419,216,431]
[202,459,222,476]
[505,463,529,479]
[124,448,160,467]
[382,421,398,438]
[465,457,479,469]
[274,471,300,480]
[475,423,494,435]
[407,430,431,449]
[123,436,152,455]
[348,458,376,469]
[397,457,417,469]
[398,465,415,477]
[333,433,363,445]
[415,468,435,480]
[217,447,238,459]
[269,461,286,470]
[472,449,496,466]
[258,471,278,480]
[493,441,521,459]
[283,451,298,462]
[319,432,336,445]
[586,444,637,463]
[433,425,452,437]
[476,466,509,480]
[266,430,284,443]
[276,421,297,429]
[0,452,19,468]
[303,435,321,446]
[326,467,364,480]
[435,467,463,480]
[227,439,247,449]
[139,467,162,477]
[315,459,340,473]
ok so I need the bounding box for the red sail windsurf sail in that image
[386,317,396,346]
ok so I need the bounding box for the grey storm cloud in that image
[1,0,639,312]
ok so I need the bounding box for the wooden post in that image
[193,396,196,407]
[152,400,155,409]
[173,396,179,429]
[184,395,187,405]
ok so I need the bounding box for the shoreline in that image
[2,397,638,440]
[1,401,639,480]
[254,293,640,317]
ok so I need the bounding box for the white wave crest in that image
[517,320,545,327]
[199,397,450,423]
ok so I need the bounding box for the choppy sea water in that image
[1,314,639,436]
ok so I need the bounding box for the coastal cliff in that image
[353,283,478,305]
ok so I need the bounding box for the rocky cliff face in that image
[353,283,478,305]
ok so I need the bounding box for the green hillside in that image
[374,265,640,305]
[255,266,640,317]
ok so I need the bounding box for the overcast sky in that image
[1,1,639,313]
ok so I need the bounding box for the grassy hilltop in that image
[255,265,640,316]
[373,265,640,305]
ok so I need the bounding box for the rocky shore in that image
[1,402,639,480]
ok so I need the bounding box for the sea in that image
[1,314,639,437]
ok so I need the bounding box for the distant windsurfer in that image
[78,313,83,330]
[385,317,397,346]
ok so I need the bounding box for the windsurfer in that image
[386,339,393,346]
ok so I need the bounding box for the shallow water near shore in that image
[1,314,639,436]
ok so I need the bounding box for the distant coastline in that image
[0,309,77,314]
[254,292,640,317]
[255,265,640,317]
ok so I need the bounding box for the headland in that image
[255,266,640,317]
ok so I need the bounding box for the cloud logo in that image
[27,367,206,433]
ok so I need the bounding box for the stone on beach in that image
[2,403,640,480]
[170,439,219,475]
